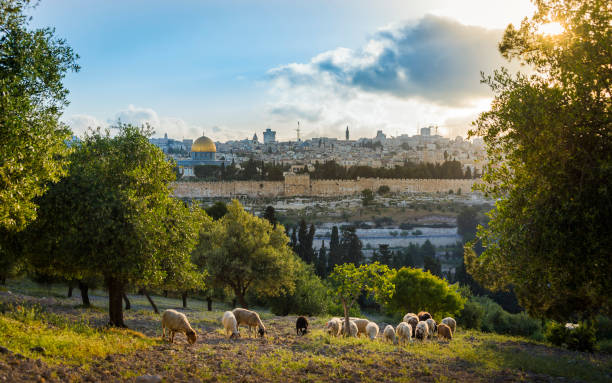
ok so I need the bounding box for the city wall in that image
[172,174,477,198]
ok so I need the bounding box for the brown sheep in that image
[437,323,452,341]
[417,311,432,321]
[232,308,266,337]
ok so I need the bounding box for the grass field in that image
[1,279,611,382]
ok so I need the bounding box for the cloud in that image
[265,15,511,139]
[64,114,107,135]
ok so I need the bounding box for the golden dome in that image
[191,136,216,152]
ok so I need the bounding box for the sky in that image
[29,0,535,141]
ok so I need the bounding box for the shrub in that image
[566,324,596,352]
[546,321,568,347]
[327,302,362,318]
[377,185,390,195]
[469,296,541,338]
[267,263,329,316]
[595,315,612,340]
[385,267,465,319]
[597,339,612,354]
[458,300,484,329]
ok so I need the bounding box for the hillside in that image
[1,283,610,382]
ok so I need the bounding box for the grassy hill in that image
[1,280,610,382]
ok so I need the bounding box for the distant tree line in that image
[193,159,287,181]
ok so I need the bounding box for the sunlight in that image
[538,22,564,36]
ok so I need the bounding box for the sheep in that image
[365,321,379,340]
[296,316,309,336]
[437,323,452,341]
[426,318,437,338]
[161,309,197,344]
[383,325,398,344]
[232,308,266,337]
[417,311,432,321]
[441,317,456,334]
[341,320,359,337]
[222,311,240,339]
[325,318,341,337]
[404,315,419,337]
[402,313,418,323]
[415,321,429,341]
[353,318,371,337]
[395,322,412,345]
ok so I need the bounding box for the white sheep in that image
[221,311,240,339]
[415,321,429,341]
[365,321,379,340]
[402,313,418,323]
[441,317,456,334]
[353,318,371,337]
[426,318,437,339]
[383,325,398,344]
[395,322,412,345]
[232,308,266,337]
[326,318,342,337]
[341,319,358,337]
[161,309,197,344]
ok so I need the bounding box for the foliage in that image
[466,0,612,321]
[386,267,465,319]
[546,321,596,352]
[377,185,390,195]
[458,300,485,330]
[267,262,329,316]
[25,124,204,326]
[457,207,479,241]
[193,200,298,307]
[0,0,80,230]
[309,160,468,180]
[339,226,363,265]
[471,296,542,338]
[262,205,277,227]
[205,201,228,220]
[423,255,442,277]
[328,262,394,335]
[327,226,340,273]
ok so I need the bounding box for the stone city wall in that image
[172,174,477,198]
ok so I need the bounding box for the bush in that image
[566,324,596,352]
[267,263,329,316]
[458,300,484,329]
[597,339,612,354]
[377,185,390,195]
[385,267,465,319]
[546,321,568,347]
[595,315,612,340]
[467,296,541,338]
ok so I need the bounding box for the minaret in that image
[345,126,349,141]
[296,121,301,142]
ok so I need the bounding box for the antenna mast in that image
[296,121,301,141]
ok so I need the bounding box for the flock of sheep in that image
[160,308,457,346]
[325,312,456,344]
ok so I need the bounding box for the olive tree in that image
[0,0,79,231]
[26,124,204,327]
[328,262,394,336]
[193,200,298,308]
[466,0,612,320]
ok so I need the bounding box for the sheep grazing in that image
[437,323,452,341]
[232,308,266,337]
[353,318,371,337]
[417,311,432,322]
[365,321,379,340]
[415,321,429,341]
[426,318,437,339]
[325,318,341,337]
[383,325,398,344]
[395,322,412,345]
[341,320,358,337]
[222,311,240,339]
[404,315,419,337]
[441,317,456,334]
[161,309,197,344]
[296,316,309,336]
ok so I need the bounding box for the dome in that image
[191,136,216,152]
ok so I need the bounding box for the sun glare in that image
[538,22,564,36]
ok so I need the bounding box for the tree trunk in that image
[207,297,212,311]
[123,293,131,310]
[67,283,74,298]
[163,290,168,298]
[181,293,187,308]
[342,297,350,337]
[235,293,247,309]
[106,276,126,327]
[140,289,159,314]
[78,281,91,308]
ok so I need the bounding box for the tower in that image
[345,126,349,141]
[296,121,301,141]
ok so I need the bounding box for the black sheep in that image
[296,316,309,336]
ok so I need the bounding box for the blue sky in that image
[30,0,534,141]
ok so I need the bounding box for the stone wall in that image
[172,174,477,198]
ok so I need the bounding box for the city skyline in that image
[31,0,534,141]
